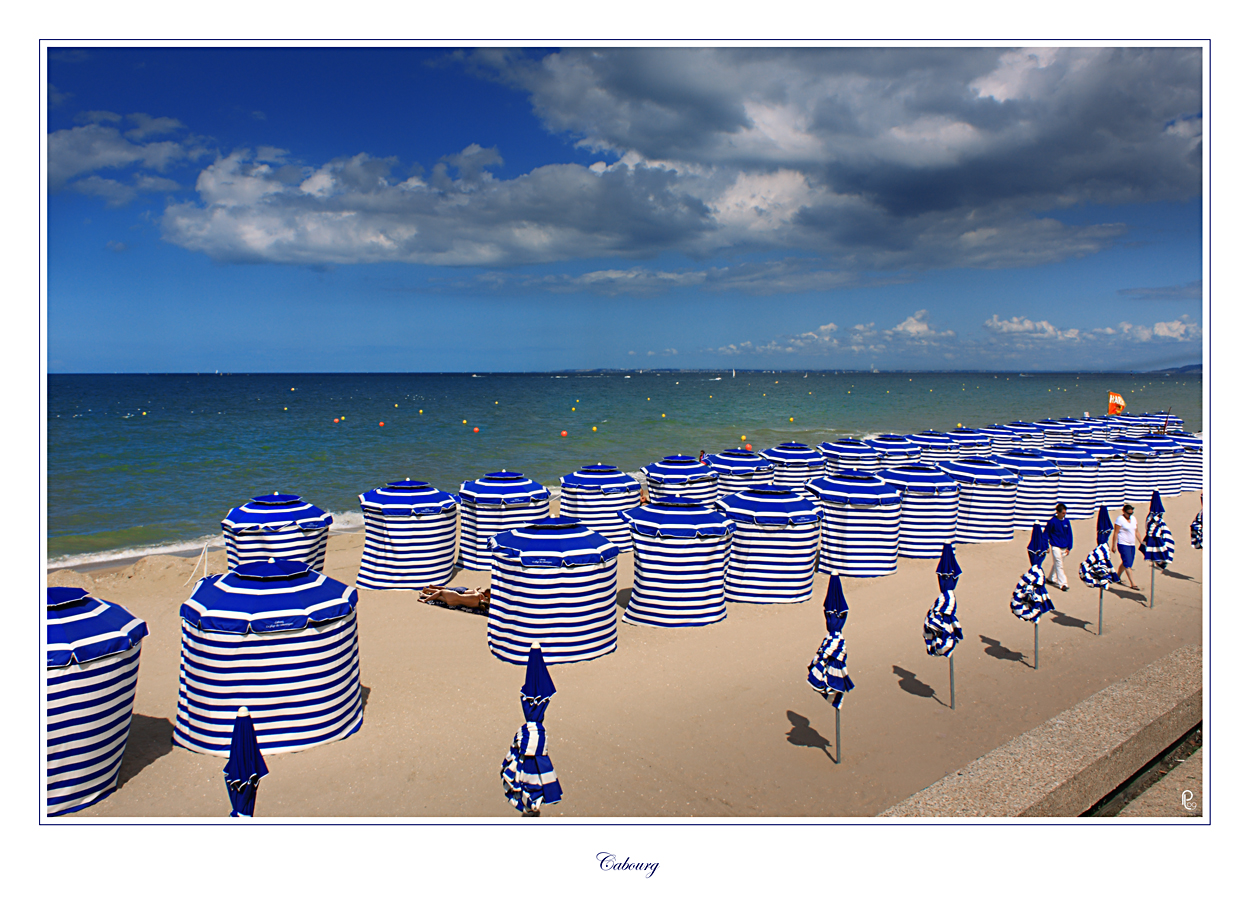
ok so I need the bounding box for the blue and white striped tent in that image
[1137,435,1185,497]
[1011,524,1055,623]
[1154,411,1184,432]
[175,558,363,756]
[878,465,959,558]
[945,428,994,457]
[1033,419,1073,445]
[1079,417,1112,439]
[705,448,775,498]
[1092,415,1124,439]
[992,450,1060,531]
[619,496,734,628]
[716,486,821,604]
[47,588,148,815]
[760,442,825,490]
[906,431,961,466]
[459,471,552,572]
[924,544,963,658]
[1107,439,1158,505]
[1118,415,1151,438]
[1005,422,1046,449]
[486,517,619,665]
[980,425,1020,454]
[806,472,902,577]
[1167,433,1204,493]
[1142,491,1176,568]
[816,439,880,476]
[1057,418,1096,441]
[222,493,333,571]
[356,479,459,589]
[558,464,641,551]
[865,434,922,469]
[500,644,562,815]
[1071,439,1125,509]
[1038,445,1099,520]
[938,458,1018,543]
[641,455,718,505]
[808,576,854,709]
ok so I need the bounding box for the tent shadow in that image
[360,684,372,712]
[1050,610,1093,633]
[784,710,834,763]
[615,588,632,610]
[980,635,1028,665]
[115,713,174,790]
[892,665,939,702]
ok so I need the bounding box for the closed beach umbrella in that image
[717,485,821,604]
[906,431,961,465]
[807,576,854,763]
[641,455,718,505]
[1038,445,1099,520]
[1079,506,1120,635]
[486,517,619,665]
[1005,421,1046,449]
[816,438,880,476]
[865,434,922,469]
[806,471,902,577]
[705,448,775,497]
[760,442,824,489]
[559,464,641,551]
[619,496,734,628]
[222,493,333,571]
[878,465,959,558]
[500,644,563,816]
[1071,439,1125,509]
[1012,524,1055,668]
[992,450,1060,531]
[1167,433,1204,493]
[459,471,552,572]
[945,428,993,457]
[1143,491,1176,568]
[356,479,458,589]
[1191,509,1202,549]
[924,544,963,707]
[175,558,364,755]
[1137,436,1185,497]
[46,588,148,815]
[223,707,268,817]
[939,458,1018,543]
[980,425,1020,455]
[1107,439,1157,505]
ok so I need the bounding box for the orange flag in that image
[1108,391,1126,415]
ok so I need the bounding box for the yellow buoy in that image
[741,435,746,441]
[789,417,794,422]
[419,409,423,414]
[572,407,576,411]
[592,426,597,432]
[662,413,666,418]
[463,419,468,424]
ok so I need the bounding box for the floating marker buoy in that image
[142,412,146,415]
[790,417,794,422]
[661,413,666,418]
[572,407,576,411]
[561,431,567,437]
[473,427,479,433]
[419,409,423,414]
[741,435,746,441]
[379,422,385,427]
[592,426,597,432]
[463,419,467,424]
[745,443,752,451]
[395,404,398,407]
[334,418,339,423]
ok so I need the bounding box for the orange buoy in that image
[333,418,339,423]
[379,422,385,427]
[561,430,568,437]
[473,427,479,433]
[745,443,752,451]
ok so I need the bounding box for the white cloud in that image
[886,309,955,341]
[47,119,203,192]
[983,314,1081,340]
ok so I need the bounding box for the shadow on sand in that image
[892,665,940,702]
[979,635,1028,665]
[785,711,834,763]
[1050,610,1093,633]
[115,714,174,791]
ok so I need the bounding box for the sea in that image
[46,370,1203,568]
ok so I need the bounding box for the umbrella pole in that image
[835,707,842,764]
[949,655,956,710]
[1150,564,1155,608]
[1098,587,1104,636]
[1034,620,1040,670]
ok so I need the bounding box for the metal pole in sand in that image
[835,707,842,764]
[949,655,956,710]
[1150,564,1155,609]
[1098,587,1104,635]
[1034,621,1040,670]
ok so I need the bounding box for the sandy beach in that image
[48,493,1204,819]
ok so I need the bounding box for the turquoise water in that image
[46,371,1202,565]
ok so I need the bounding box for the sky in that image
[45,45,1205,373]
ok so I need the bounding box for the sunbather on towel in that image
[419,585,490,613]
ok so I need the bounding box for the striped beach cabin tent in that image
[1107,439,1158,505]
[558,464,641,551]
[945,428,994,458]
[938,458,1018,543]
[760,442,825,490]
[817,439,880,476]
[486,517,619,665]
[175,558,363,756]
[458,471,552,572]
[1117,415,1151,438]
[641,455,718,505]
[356,479,458,589]
[980,425,1020,455]
[1005,422,1046,449]
[716,486,821,604]
[705,448,775,498]
[1156,411,1184,432]
[619,496,735,628]
[222,493,332,571]
[1038,445,1099,520]
[47,588,148,815]
[991,450,1061,531]
[1034,419,1074,445]
[1074,417,1109,440]
[806,471,902,577]
[1071,439,1126,509]
[877,465,959,558]
[865,434,923,469]
[906,431,961,466]
[1091,415,1123,439]
[1137,435,1185,497]
[1057,418,1097,442]
[1167,433,1204,492]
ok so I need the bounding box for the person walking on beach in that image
[1044,503,1073,592]
[1115,504,1143,590]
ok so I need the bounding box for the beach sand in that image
[48,492,1204,818]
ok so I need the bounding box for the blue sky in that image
[46,46,1204,373]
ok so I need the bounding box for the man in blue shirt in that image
[1045,503,1073,591]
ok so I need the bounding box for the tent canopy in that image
[641,455,716,484]
[807,471,902,506]
[222,494,331,531]
[559,464,640,494]
[716,485,820,526]
[459,471,551,505]
[620,497,735,539]
[878,465,959,495]
[181,559,358,634]
[489,516,620,567]
[939,458,1019,486]
[47,588,148,668]
[359,479,458,515]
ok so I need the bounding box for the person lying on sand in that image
[419,585,490,613]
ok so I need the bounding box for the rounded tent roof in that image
[878,465,959,495]
[817,439,880,461]
[1039,445,1099,467]
[1137,435,1184,454]
[715,485,820,525]
[866,434,922,456]
[705,448,774,476]
[807,471,902,505]
[459,471,551,504]
[181,558,357,634]
[641,455,716,484]
[559,464,641,493]
[992,450,1062,477]
[1069,439,1120,459]
[980,424,1019,438]
[1166,432,1203,450]
[1106,438,1158,459]
[489,516,619,566]
[47,588,148,668]
[223,494,331,530]
[1006,422,1045,434]
[359,479,458,514]
[946,428,992,442]
[939,458,1020,486]
[620,496,735,539]
[907,431,960,450]
[760,442,823,465]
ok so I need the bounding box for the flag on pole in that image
[1107,392,1126,416]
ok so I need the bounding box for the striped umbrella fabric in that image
[865,434,922,469]
[1079,506,1120,588]
[1011,525,1055,622]
[816,439,880,476]
[500,644,562,814]
[222,493,332,571]
[878,465,959,558]
[1005,422,1046,449]
[458,471,552,572]
[945,428,994,457]
[559,464,641,551]
[760,442,825,489]
[992,450,1060,531]
[906,431,961,465]
[1191,510,1202,549]
[923,545,963,657]
[705,448,775,497]
[47,588,148,815]
[641,455,718,505]
[223,707,268,817]
[1038,445,1099,520]
[716,485,821,604]
[1167,433,1204,492]
[356,479,459,589]
[1071,439,1125,509]
[806,471,902,577]
[1137,436,1185,497]
[619,497,734,628]
[1033,419,1073,445]
[486,517,619,665]
[1142,491,1175,567]
[1107,439,1158,504]
[938,458,1018,543]
[980,425,1020,454]
[175,558,363,756]
[807,576,854,708]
